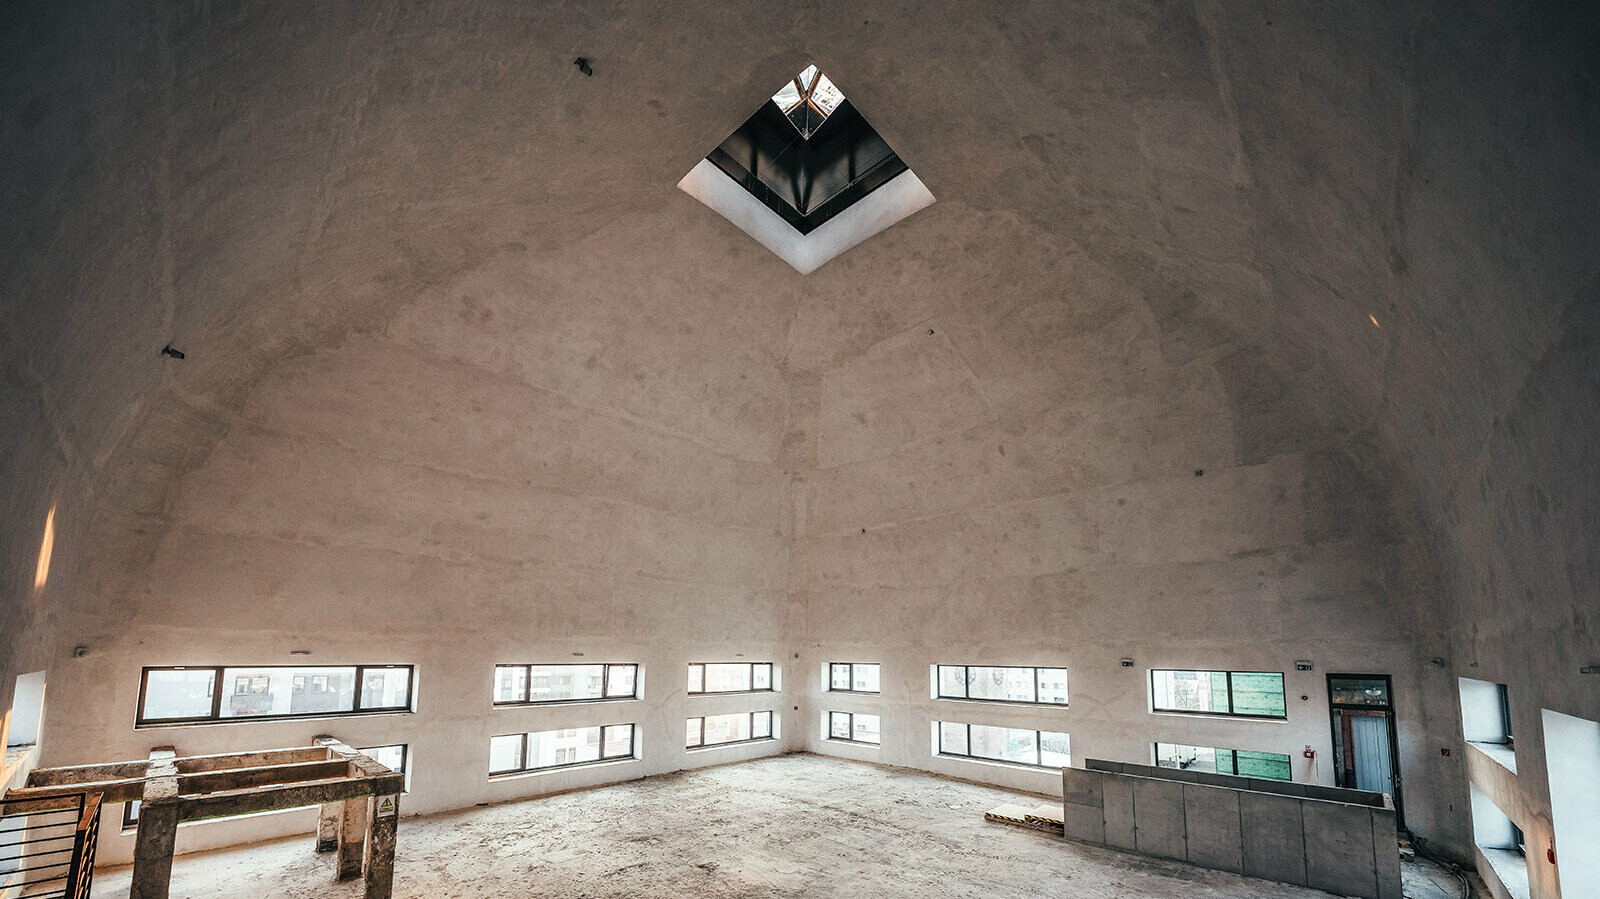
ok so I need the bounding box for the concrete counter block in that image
[1062,760,1397,899]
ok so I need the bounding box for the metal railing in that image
[0,792,101,899]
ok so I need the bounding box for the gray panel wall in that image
[1063,762,1401,899]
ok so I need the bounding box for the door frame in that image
[1326,672,1404,830]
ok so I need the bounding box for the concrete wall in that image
[1063,761,1401,899]
[787,215,1462,837]
[50,245,797,863]
[0,0,1594,887]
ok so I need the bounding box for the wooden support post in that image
[130,748,179,899]
[364,793,399,899]
[337,795,368,881]
[316,802,341,853]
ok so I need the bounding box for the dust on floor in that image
[92,754,1474,898]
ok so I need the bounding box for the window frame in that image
[135,664,414,727]
[1148,668,1287,720]
[491,663,640,706]
[1497,683,1514,747]
[1152,742,1293,781]
[356,743,411,793]
[827,711,881,745]
[934,664,1069,706]
[488,724,637,777]
[686,662,775,695]
[828,662,880,694]
[685,711,775,749]
[936,722,1070,770]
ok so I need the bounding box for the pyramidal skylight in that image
[678,64,934,275]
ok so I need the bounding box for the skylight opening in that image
[678,61,935,273]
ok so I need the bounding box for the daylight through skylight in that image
[678,61,935,273]
[771,65,845,138]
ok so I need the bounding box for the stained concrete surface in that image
[5,3,1598,896]
[94,755,1464,899]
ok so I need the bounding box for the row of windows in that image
[821,715,1289,780]
[487,712,782,777]
[136,663,1292,726]
[138,665,413,725]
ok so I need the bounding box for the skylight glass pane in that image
[771,64,845,139]
[809,71,843,115]
[772,78,802,112]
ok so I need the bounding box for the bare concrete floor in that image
[94,754,1473,898]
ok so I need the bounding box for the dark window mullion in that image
[1225,671,1235,715]
[522,665,532,702]
[210,667,224,719]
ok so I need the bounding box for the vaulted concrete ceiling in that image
[1,1,1594,728]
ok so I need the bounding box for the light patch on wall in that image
[1369,314,1380,328]
[34,505,55,591]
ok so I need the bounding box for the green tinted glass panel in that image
[1236,750,1293,781]
[1215,749,1237,775]
[1229,672,1286,716]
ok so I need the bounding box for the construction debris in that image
[985,803,1064,836]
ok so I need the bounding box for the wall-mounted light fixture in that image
[160,345,185,359]
[573,57,593,76]
[1120,658,1134,668]
[1295,660,1314,671]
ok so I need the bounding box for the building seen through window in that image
[936,665,1068,705]
[687,662,772,694]
[138,665,412,724]
[829,663,879,693]
[1154,742,1292,781]
[493,664,638,704]
[1150,669,1285,718]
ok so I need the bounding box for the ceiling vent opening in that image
[679,64,934,274]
